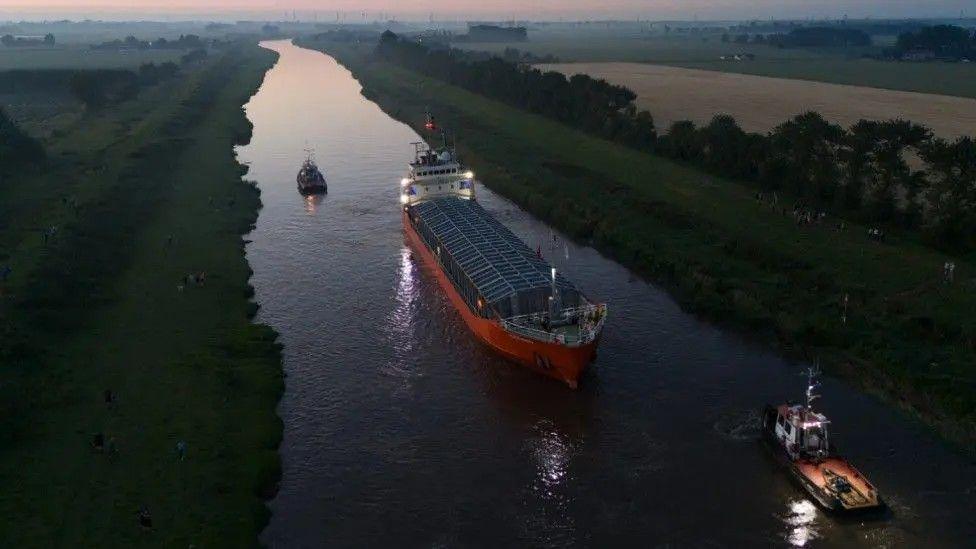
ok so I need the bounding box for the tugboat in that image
[296,150,327,195]
[761,369,883,513]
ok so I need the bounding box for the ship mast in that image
[805,366,821,412]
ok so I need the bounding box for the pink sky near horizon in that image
[0,0,971,20]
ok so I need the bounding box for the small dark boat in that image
[297,152,327,195]
[761,369,883,513]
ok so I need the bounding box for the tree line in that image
[91,34,206,51]
[722,27,872,48]
[1,33,55,47]
[1,61,181,111]
[375,31,976,251]
[891,24,976,60]
[0,107,45,176]
[70,62,179,109]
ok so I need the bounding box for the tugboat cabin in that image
[773,405,831,460]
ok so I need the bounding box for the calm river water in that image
[240,40,975,548]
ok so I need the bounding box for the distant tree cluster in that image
[90,34,205,51]
[1,33,55,47]
[0,107,45,176]
[462,25,528,43]
[891,24,976,60]
[68,70,137,110]
[69,62,179,110]
[766,27,871,48]
[376,31,976,251]
[310,29,379,43]
[376,31,657,155]
[499,47,557,64]
[180,48,208,65]
[137,61,179,85]
[0,61,180,111]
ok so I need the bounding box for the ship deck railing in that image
[500,303,607,346]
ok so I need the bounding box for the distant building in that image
[466,24,527,43]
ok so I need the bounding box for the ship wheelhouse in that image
[400,141,475,205]
[773,405,831,461]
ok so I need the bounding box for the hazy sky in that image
[0,0,972,21]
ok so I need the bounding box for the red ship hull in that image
[404,211,598,388]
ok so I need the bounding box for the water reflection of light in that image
[528,422,573,500]
[783,499,819,547]
[536,431,568,492]
[396,246,415,305]
[523,421,576,543]
[303,194,324,214]
[383,246,418,378]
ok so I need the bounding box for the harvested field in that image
[540,62,976,139]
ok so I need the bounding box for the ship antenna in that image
[805,364,822,411]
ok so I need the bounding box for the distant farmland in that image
[540,62,976,139]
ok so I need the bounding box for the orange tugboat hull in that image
[793,457,883,512]
[761,405,884,513]
[404,211,598,388]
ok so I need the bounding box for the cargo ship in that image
[761,369,883,513]
[398,133,606,388]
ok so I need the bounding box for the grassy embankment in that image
[0,43,283,546]
[306,40,976,450]
[457,34,976,99]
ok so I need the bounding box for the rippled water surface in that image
[240,41,976,548]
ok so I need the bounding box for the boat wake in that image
[713,409,762,441]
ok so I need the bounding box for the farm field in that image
[460,33,976,99]
[540,61,976,138]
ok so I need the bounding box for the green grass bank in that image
[304,40,976,452]
[0,43,282,546]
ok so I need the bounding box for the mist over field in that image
[0,0,973,21]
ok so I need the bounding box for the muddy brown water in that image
[240,40,976,548]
